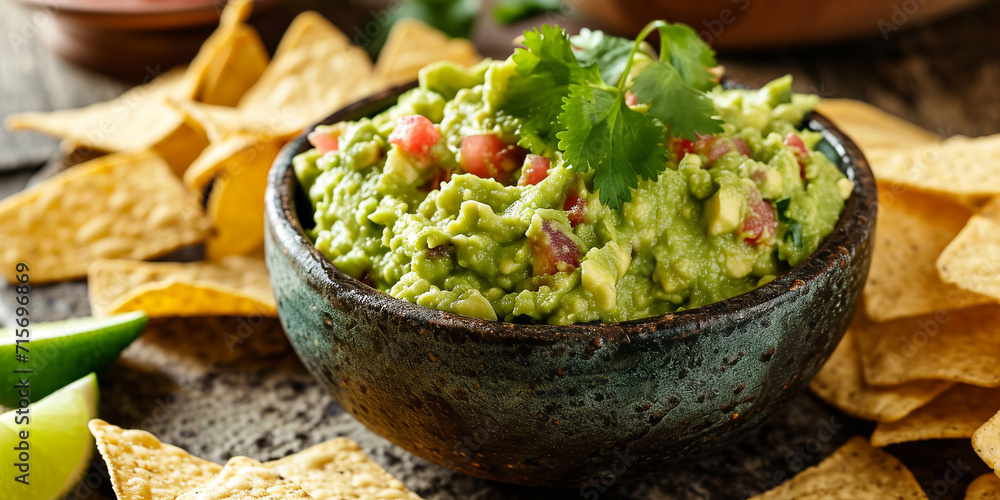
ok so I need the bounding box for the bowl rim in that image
[265,82,877,343]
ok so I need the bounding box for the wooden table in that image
[2,1,999,498]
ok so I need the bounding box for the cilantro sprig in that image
[502,21,724,209]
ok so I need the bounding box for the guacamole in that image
[294,60,852,325]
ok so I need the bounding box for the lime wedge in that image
[0,311,146,408]
[0,373,99,500]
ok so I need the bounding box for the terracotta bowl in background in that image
[575,0,988,49]
[13,0,282,79]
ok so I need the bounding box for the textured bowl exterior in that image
[264,85,877,487]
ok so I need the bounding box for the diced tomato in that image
[732,137,752,157]
[669,137,696,159]
[783,133,808,157]
[703,136,750,163]
[741,188,777,246]
[307,130,339,155]
[459,134,527,182]
[563,190,587,228]
[388,115,440,159]
[625,91,639,107]
[529,220,581,276]
[518,155,551,186]
[784,133,808,179]
[674,134,753,165]
[707,137,735,163]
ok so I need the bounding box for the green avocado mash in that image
[295,31,852,325]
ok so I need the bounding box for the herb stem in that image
[614,20,668,90]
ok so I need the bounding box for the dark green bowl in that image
[263,83,877,487]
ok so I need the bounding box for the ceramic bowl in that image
[576,0,987,50]
[14,0,281,79]
[263,83,877,486]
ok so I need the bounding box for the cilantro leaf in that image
[557,83,667,209]
[785,220,803,247]
[775,198,791,222]
[570,28,635,86]
[631,60,723,140]
[503,25,601,142]
[656,23,718,91]
[504,21,725,209]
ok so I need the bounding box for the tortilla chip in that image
[0,151,209,284]
[177,457,313,500]
[816,99,939,163]
[179,0,264,106]
[853,305,1000,387]
[169,12,375,141]
[876,135,1000,201]
[810,331,952,422]
[200,26,270,107]
[748,436,924,499]
[165,99,252,143]
[183,134,279,191]
[864,186,991,321]
[374,18,482,87]
[967,473,1000,498]
[870,385,1000,446]
[271,10,351,60]
[938,197,1000,303]
[4,68,206,175]
[205,138,282,259]
[237,11,374,134]
[974,411,1000,478]
[88,257,276,317]
[89,419,221,500]
[266,438,421,500]
[151,117,212,175]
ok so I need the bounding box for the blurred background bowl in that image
[575,0,988,49]
[13,0,286,79]
[12,0,991,80]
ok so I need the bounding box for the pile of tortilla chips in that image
[89,419,423,500]
[796,99,1000,497]
[1,0,480,318]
